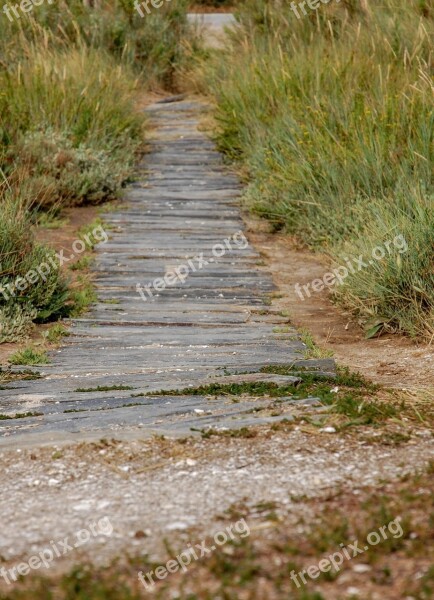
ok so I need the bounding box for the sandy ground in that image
[246,218,434,393]
[0,426,432,573]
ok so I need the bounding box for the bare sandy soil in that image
[246,217,434,393]
[0,426,432,569]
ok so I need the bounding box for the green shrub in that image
[0,195,69,342]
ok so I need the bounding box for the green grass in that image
[0,196,70,342]
[69,276,98,317]
[200,0,434,340]
[0,0,196,87]
[74,385,135,393]
[0,48,145,211]
[0,411,43,420]
[69,257,94,272]
[299,329,334,360]
[77,219,109,250]
[8,347,50,366]
[43,324,70,343]
[37,212,69,230]
[134,367,395,426]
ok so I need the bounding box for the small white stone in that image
[320,426,336,434]
[186,458,197,467]
[194,409,205,415]
[48,478,60,486]
[73,500,93,512]
[166,522,189,531]
[352,563,372,573]
[415,429,431,437]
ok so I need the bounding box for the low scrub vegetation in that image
[200,0,433,340]
[0,197,69,342]
[0,0,197,342]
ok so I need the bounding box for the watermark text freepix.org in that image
[294,233,408,301]
[290,0,341,20]
[134,0,171,17]
[136,230,249,302]
[0,517,113,584]
[290,517,403,588]
[138,518,250,589]
[2,0,54,23]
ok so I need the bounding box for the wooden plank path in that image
[0,100,334,446]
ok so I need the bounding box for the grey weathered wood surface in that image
[0,100,335,446]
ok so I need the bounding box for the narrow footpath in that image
[0,99,333,447]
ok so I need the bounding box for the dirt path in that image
[188,13,236,47]
[0,432,432,572]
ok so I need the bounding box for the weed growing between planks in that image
[8,347,49,366]
[133,366,400,426]
[0,411,43,420]
[74,386,135,393]
[0,369,41,383]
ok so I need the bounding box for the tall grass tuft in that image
[200,0,434,339]
[0,47,145,209]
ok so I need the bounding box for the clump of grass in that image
[70,257,94,272]
[43,324,70,344]
[9,347,49,366]
[37,211,69,230]
[69,276,98,317]
[77,219,109,250]
[74,385,134,393]
[202,0,434,340]
[0,48,145,211]
[138,367,395,426]
[0,411,43,420]
[0,0,196,87]
[299,329,334,360]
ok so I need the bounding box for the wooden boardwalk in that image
[0,100,334,446]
